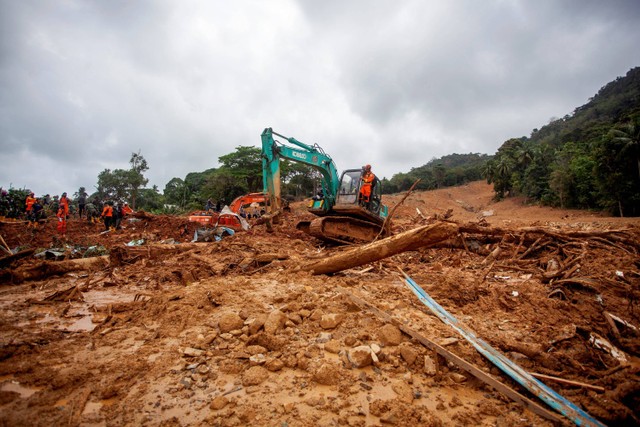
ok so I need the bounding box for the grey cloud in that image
[1,0,639,195]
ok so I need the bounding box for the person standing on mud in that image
[59,192,69,219]
[56,203,67,238]
[29,199,44,228]
[101,202,113,231]
[113,202,123,230]
[77,189,87,219]
[25,192,36,219]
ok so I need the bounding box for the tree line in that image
[7,68,635,218]
[485,67,640,216]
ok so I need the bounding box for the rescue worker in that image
[77,191,87,219]
[122,202,133,216]
[101,201,113,231]
[358,164,376,209]
[59,192,69,219]
[30,199,44,228]
[56,203,67,238]
[25,192,36,218]
[113,202,123,230]
[85,202,98,223]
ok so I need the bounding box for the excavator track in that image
[297,216,385,245]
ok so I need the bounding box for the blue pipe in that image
[400,272,606,427]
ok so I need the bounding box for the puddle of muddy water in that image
[0,380,42,398]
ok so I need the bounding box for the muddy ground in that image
[0,181,639,426]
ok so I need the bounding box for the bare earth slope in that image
[1,181,639,426]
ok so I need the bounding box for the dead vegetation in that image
[0,181,639,426]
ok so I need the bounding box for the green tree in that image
[127,151,149,210]
[163,177,187,207]
[218,146,262,192]
[95,151,150,209]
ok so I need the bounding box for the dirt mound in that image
[0,181,639,426]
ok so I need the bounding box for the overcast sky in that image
[1,0,639,198]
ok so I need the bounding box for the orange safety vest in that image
[59,196,69,216]
[359,171,376,201]
[101,205,113,217]
[122,205,133,215]
[25,196,36,212]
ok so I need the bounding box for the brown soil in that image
[0,181,639,426]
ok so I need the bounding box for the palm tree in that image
[608,119,640,179]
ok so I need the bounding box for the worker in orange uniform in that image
[358,164,376,210]
[122,202,133,216]
[56,203,67,238]
[101,201,113,231]
[25,192,36,219]
[59,192,69,219]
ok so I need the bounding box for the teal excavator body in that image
[261,127,388,244]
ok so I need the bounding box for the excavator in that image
[261,127,389,244]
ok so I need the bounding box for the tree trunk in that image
[301,222,459,275]
[4,256,110,283]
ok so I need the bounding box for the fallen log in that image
[6,255,110,283]
[300,221,459,275]
[0,248,36,269]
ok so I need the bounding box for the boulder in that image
[219,312,244,333]
[378,324,403,346]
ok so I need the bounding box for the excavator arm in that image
[261,127,339,214]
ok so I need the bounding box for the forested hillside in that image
[486,67,640,216]
[381,153,492,194]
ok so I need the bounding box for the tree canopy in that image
[488,67,640,216]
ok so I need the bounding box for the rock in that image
[309,310,323,321]
[245,345,267,355]
[320,313,344,329]
[242,366,269,386]
[264,310,287,335]
[370,343,381,354]
[324,340,341,354]
[449,373,467,383]
[378,324,403,346]
[399,343,418,365]
[182,347,204,357]
[249,354,266,366]
[287,313,302,325]
[316,332,332,343]
[246,314,267,335]
[313,362,341,385]
[439,337,458,347]
[299,309,311,318]
[219,312,244,333]
[423,355,437,376]
[344,335,357,346]
[265,358,284,372]
[391,381,414,403]
[348,346,373,368]
[203,332,218,345]
[210,395,229,410]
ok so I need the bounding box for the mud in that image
[0,181,639,426]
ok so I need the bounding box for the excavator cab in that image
[336,169,384,216]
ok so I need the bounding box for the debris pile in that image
[0,181,638,426]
